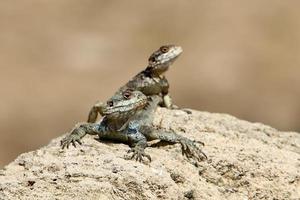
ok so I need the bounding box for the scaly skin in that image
[61,90,207,162]
[87,45,183,123]
[61,90,148,149]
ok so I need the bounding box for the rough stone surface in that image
[0,108,300,200]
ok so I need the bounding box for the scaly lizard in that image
[61,89,206,162]
[87,45,183,123]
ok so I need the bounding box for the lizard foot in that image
[179,138,207,161]
[127,146,152,162]
[169,104,192,114]
[60,129,83,149]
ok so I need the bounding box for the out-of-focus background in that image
[1,0,299,167]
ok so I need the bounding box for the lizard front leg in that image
[126,121,151,162]
[60,123,101,149]
[163,93,192,114]
[127,140,151,162]
[159,76,174,109]
[162,94,177,109]
[160,77,180,109]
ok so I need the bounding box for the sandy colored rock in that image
[0,108,300,200]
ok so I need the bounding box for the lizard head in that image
[147,45,183,74]
[101,89,148,119]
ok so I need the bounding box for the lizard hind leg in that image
[179,137,207,161]
[87,101,105,123]
[152,130,207,161]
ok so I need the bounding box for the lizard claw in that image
[60,132,83,149]
[193,140,205,147]
[179,138,207,161]
[127,146,151,162]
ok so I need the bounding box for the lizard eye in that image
[107,101,114,107]
[123,91,132,99]
[160,46,169,53]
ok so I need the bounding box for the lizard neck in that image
[144,66,166,77]
[105,117,129,130]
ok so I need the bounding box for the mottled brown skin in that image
[87,45,183,123]
[61,89,206,162]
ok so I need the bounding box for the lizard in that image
[87,44,183,123]
[61,89,207,162]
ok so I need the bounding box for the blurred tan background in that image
[1,0,300,167]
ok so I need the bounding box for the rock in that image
[0,108,300,199]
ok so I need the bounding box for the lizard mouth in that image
[158,46,182,64]
[102,97,147,118]
[151,46,183,73]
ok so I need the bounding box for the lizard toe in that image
[180,138,207,161]
[127,146,151,163]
